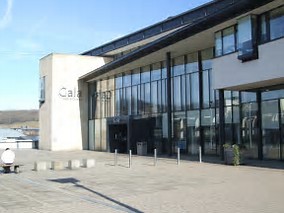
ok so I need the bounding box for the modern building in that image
[40,0,284,161]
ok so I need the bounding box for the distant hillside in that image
[0,110,39,128]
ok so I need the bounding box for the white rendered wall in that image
[39,53,111,151]
[213,38,284,90]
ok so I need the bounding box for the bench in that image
[2,164,20,174]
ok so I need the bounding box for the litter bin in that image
[137,141,147,156]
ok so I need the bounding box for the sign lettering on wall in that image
[59,87,82,100]
[94,91,111,101]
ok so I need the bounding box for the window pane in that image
[237,16,253,56]
[39,76,46,103]
[202,70,210,108]
[115,75,122,89]
[201,48,213,70]
[186,74,191,109]
[223,26,236,54]
[260,15,268,42]
[115,89,121,116]
[151,63,161,81]
[131,86,138,115]
[191,72,199,109]
[161,80,167,112]
[270,6,284,40]
[186,53,198,73]
[123,73,131,87]
[141,66,150,83]
[172,56,185,76]
[132,69,140,85]
[145,83,151,113]
[151,81,158,113]
[161,61,167,79]
[215,31,222,56]
[173,76,182,111]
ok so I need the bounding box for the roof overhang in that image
[80,0,276,82]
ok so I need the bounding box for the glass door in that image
[281,99,284,160]
[262,100,280,160]
[241,102,258,158]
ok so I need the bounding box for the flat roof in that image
[82,0,232,57]
[80,0,275,82]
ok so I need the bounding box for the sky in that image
[0,0,210,110]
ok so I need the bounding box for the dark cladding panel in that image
[183,10,204,24]
[162,18,182,31]
[89,49,102,56]
[115,38,129,49]
[205,0,234,15]
[102,44,115,52]
[129,33,144,43]
[144,25,162,38]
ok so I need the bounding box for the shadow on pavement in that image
[49,178,143,213]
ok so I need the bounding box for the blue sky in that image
[0,0,210,110]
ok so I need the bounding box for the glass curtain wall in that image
[241,92,258,158]
[89,48,217,156]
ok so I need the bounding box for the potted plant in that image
[223,144,244,166]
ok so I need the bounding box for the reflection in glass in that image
[186,53,198,73]
[173,112,187,153]
[241,102,258,158]
[281,99,284,160]
[215,31,222,57]
[187,110,200,155]
[172,56,185,76]
[173,76,182,111]
[270,6,284,40]
[201,109,216,155]
[141,66,150,83]
[191,72,199,109]
[237,16,253,56]
[262,100,280,160]
[131,85,138,115]
[223,26,236,54]
[151,81,158,113]
[202,70,210,108]
[132,69,140,85]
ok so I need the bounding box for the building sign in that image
[94,91,111,101]
[59,87,82,100]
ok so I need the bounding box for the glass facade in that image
[89,48,216,155]
[87,5,284,160]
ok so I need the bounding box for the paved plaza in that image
[0,149,283,212]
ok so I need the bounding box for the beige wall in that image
[212,38,284,90]
[39,53,111,151]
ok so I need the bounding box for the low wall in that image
[0,141,38,149]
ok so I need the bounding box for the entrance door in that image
[241,102,258,158]
[262,100,280,160]
[281,99,284,160]
[108,124,128,153]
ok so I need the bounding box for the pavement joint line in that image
[12,175,138,213]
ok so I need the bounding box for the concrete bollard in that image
[34,161,47,171]
[114,149,118,166]
[51,161,64,170]
[199,146,202,163]
[68,160,81,169]
[154,149,157,166]
[82,159,96,168]
[129,150,132,168]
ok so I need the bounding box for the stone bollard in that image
[68,160,81,170]
[51,161,64,170]
[82,159,95,168]
[34,161,47,171]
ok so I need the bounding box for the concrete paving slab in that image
[0,149,282,212]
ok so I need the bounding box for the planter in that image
[224,145,245,166]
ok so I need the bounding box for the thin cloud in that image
[0,0,13,29]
